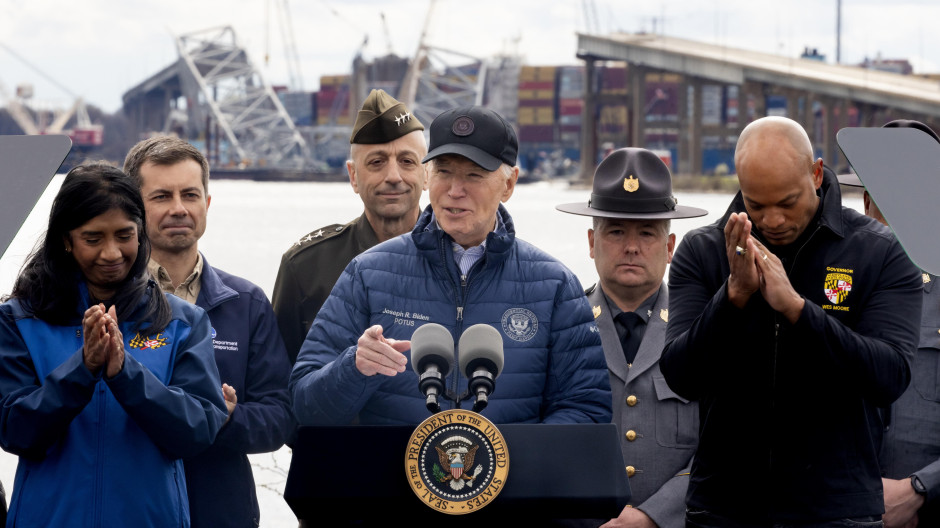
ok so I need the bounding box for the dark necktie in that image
[614,311,643,364]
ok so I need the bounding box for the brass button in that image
[625,430,637,441]
[626,395,638,406]
[626,465,636,477]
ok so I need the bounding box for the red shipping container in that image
[559,99,583,115]
[517,99,554,108]
[518,81,554,90]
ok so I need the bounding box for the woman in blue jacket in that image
[0,163,227,528]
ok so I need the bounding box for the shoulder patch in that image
[284,223,347,257]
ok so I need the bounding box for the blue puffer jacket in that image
[290,204,612,425]
[0,283,227,528]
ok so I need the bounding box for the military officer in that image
[557,147,707,527]
[272,89,428,362]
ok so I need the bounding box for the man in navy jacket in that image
[125,137,294,528]
[290,106,611,426]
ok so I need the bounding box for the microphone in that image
[411,323,455,414]
[458,324,504,413]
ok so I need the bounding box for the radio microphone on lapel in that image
[458,324,504,413]
[411,323,455,414]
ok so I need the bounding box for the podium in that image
[284,423,630,523]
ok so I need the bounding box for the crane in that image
[380,12,395,56]
[0,42,102,146]
[265,0,305,91]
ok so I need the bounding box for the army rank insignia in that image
[406,409,509,514]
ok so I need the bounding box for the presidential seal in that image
[405,409,509,515]
[501,307,538,342]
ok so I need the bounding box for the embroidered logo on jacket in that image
[501,308,538,342]
[129,333,168,350]
[824,272,853,304]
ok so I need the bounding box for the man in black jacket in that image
[661,116,922,527]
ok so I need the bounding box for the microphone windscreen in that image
[411,323,455,375]
[458,324,504,378]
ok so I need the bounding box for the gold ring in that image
[735,245,746,256]
[762,254,768,261]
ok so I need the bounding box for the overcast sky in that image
[1,0,938,113]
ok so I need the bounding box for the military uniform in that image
[556,147,708,526]
[273,89,424,365]
[272,213,379,364]
[880,271,940,524]
[588,282,696,528]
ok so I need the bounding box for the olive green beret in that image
[349,89,424,144]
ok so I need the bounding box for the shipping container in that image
[279,91,314,126]
[518,81,554,91]
[320,75,350,87]
[518,125,555,143]
[518,107,555,126]
[517,99,554,108]
[644,77,680,122]
[558,66,584,98]
[599,66,627,95]
[70,125,104,147]
[558,98,583,116]
[518,89,554,100]
[519,66,557,83]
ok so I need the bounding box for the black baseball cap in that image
[422,106,518,171]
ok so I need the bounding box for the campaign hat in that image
[556,147,707,219]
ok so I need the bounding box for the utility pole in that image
[836,0,842,64]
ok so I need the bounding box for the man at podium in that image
[289,106,611,426]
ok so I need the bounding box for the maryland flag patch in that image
[129,333,168,350]
[824,273,853,304]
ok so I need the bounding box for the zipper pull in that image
[461,274,467,288]
[457,306,464,321]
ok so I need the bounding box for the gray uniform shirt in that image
[588,282,697,528]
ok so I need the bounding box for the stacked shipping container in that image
[517,66,556,144]
[316,75,352,126]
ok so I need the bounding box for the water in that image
[0,177,863,525]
